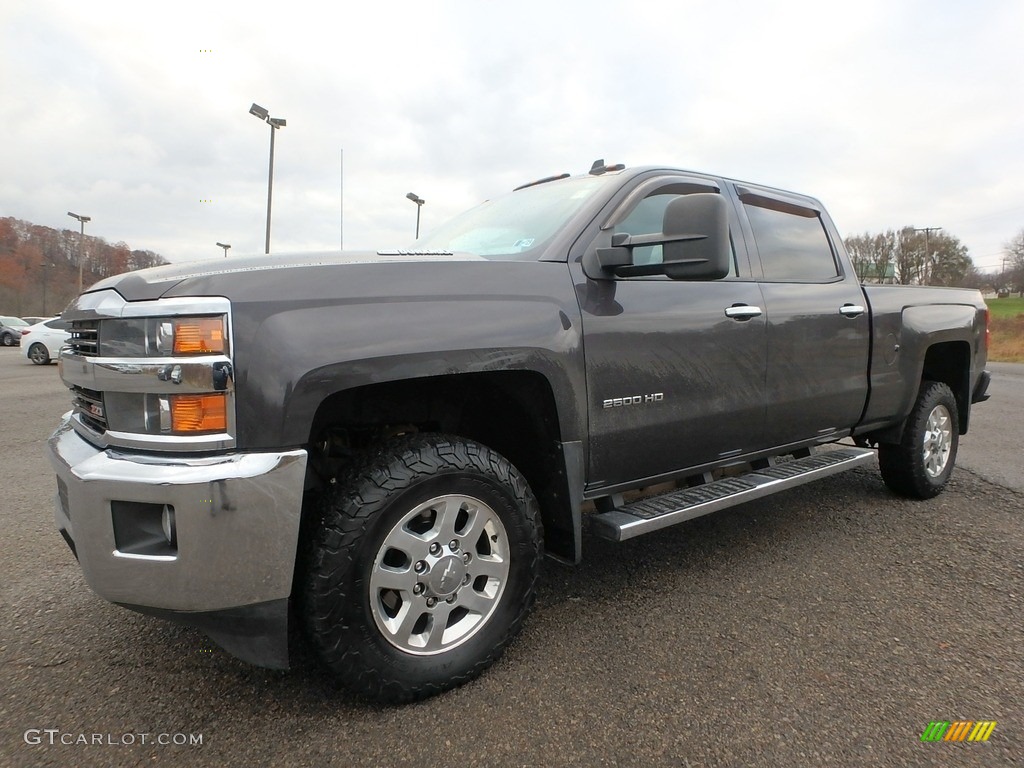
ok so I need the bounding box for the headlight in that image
[101,316,228,357]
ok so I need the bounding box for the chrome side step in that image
[590,447,875,542]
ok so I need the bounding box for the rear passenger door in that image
[735,185,871,448]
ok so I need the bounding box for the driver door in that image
[572,177,768,491]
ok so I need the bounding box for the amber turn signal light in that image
[170,393,227,433]
[173,317,225,354]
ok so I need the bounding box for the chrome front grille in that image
[68,320,99,356]
[70,385,107,433]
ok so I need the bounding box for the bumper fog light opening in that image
[161,505,177,547]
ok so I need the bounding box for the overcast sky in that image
[2,0,1022,272]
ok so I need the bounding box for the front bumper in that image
[47,415,308,668]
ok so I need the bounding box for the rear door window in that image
[742,196,839,281]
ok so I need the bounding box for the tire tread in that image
[302,433,541,703]
[878,380,959,499]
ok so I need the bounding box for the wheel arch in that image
[305,370,582,563]
[920,340,971,434]
[865,339,973,445]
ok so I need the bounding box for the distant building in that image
[858,262,896,284]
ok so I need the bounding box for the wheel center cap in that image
[428,555,466,597]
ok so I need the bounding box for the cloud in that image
[1,0,1022,270]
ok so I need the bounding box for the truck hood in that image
[86,250,488,302]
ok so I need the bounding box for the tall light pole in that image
[67,211,91,294]
[406,192,424,239]
[249,103,286,254]
[216,242,231,258]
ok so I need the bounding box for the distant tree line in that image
[845,225,1024,296]
[843,227,975,288]
[0,217,168,317]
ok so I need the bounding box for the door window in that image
[743,200,839,281]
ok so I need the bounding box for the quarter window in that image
[744,201,838,281]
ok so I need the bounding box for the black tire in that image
[878,380,959,499]
[28,343,50,365]
[1,333,13,347]
[302,434,542,703]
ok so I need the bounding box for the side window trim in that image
[734,185,822,217]
[601,176,720,231]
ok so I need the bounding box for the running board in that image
[590,447,875,542]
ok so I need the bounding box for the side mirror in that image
[660,193,731,280]
[588,193,731,280]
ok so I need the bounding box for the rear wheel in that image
[302,434,542,703]
[878,380,959,499]
[28,343,50,365]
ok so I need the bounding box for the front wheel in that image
[1,333,13,347]
[878,380,959,499]
[302,434,542,703]
[28,343,50,365]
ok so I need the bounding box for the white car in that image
[21,317,71,365]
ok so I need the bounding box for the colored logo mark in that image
[921,721,996,742]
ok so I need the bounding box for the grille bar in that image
[69,320,99,356]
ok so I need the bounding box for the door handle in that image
[839,303,866,317]
[724,305,763,320]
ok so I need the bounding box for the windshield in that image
[2,317,28,327]
[413,175,611,260]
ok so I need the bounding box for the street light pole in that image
[249,103,286,254]
[265,120,276,253]
[406,192,425,239]
[67,211,91,294]
[216,242,231,258]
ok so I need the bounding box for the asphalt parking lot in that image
[1,349,1021,767]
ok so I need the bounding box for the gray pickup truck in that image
[48,162,990,702]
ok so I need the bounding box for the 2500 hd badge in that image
[603,392,665,408]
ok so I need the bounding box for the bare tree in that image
[895,227,924,284]
[844,230,896,282]
[1005,230,1024,296]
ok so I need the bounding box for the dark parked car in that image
[0,316,30,346]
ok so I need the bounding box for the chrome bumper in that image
[47,414,307,620]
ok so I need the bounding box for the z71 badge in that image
[603,393,664,408]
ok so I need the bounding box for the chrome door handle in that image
[839,304,866,317]
[724,305,763,320]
